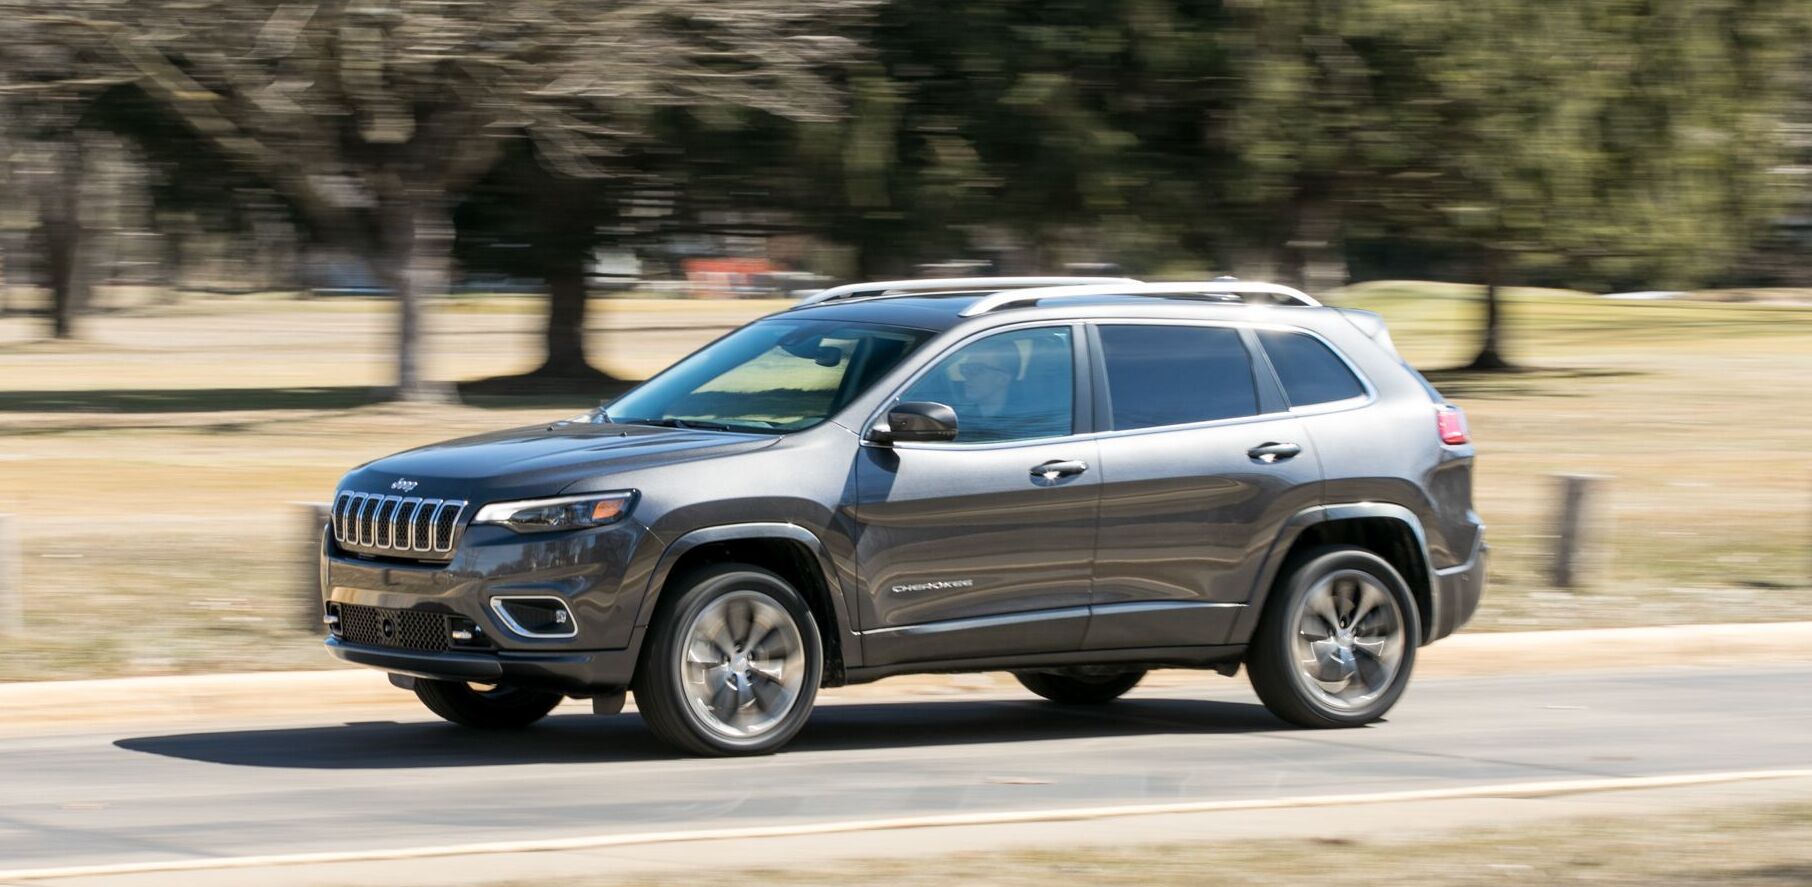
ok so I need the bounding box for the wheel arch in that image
[636,523,855,685]
[1238,503,1439,646]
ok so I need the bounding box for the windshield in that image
[603,318,933,433]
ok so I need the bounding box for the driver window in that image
[898,327,1073,443]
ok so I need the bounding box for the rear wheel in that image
[413,679,563,729]
[1247,545,1419,728]
[633,564,822,756]
[1014,669,1146,705]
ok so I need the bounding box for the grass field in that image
[0,282,1808,680]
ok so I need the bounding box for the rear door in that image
[1084,322,1324,650]
[853,324,1101,665]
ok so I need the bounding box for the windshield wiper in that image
[616,417,739,432]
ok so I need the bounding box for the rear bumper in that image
[325,636,638,695]
[1428,537,1487,643]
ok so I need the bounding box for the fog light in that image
[490,596,577,638]
[448,616,489,648]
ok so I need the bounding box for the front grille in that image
[334,603,449,652]
[332,491,468,559]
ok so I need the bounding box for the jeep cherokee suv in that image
[320,276,1486,756]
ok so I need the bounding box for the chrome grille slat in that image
[398,497,422,551]
[386,495,405,548]
[332,492,353,543]
[428,502,448,552]
[434,502,464,553]
[356,494,377,547]
[414,499,442,552]
[330,488,466,561]
[374,497,398,549]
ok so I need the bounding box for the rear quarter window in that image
[1257,330,1366,407]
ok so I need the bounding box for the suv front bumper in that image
[325,634,641,695]
[319,519,655,694]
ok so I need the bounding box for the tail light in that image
[1435,404,1470,445]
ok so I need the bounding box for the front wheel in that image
[413,679,564,729]
[1014,669,1146,704]
[1247,545,1419,728]
[633,564,823,756]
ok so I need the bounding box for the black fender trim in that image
[635,522,862,668]
[1232,502,1443,647]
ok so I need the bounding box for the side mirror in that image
[871,401,959,444]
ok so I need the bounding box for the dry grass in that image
[0,283,1808,680]
[1336,282,1812,630]
[535,800,1812,887]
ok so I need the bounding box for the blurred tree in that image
[835,0,1809,348]
[1,0,866,398]
[808,0,1377,284]
[455,111,812,385]
[1349,0,1811,369]
[774,0,1139,278]
[454,144,629,384]
[0,37,134,337]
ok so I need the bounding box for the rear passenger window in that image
[1098,325,1259,430]
[1257,330,1366,406]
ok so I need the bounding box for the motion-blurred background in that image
[0,0,1808,681]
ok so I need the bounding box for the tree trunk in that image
[1466,246,1514,371]
[374,196,453,402]
[536,249,611,379]
[1291,194,1347,297]
[0,228,29,316]
[41,141,91,340]
[158,221,186,305]
[1229,242,1283,283]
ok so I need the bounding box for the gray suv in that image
[320,277,1486,756]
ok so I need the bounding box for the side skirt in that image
[839,644,1247,686]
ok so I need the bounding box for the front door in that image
[1084,322,1324,650]
[853,325,1100,665]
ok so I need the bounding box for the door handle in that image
[1031,459,1089,480]
[1247,442,1302,463]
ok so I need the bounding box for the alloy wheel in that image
[1288,569,1407,711]
[676,589,807,742]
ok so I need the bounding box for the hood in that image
[338,421,779,503]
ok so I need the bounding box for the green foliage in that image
[790,0,1812,289]
[1344,0,1811,290]
[4,0,1808,295]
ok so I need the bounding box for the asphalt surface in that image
[2,665,1808,872]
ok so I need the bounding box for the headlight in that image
[472,492,636,534]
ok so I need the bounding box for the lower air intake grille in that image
[334,604,449,653]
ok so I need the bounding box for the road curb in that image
[2,621,1809,733]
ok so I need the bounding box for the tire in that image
[1013,669,1146,705]
[632,564,823,756]
[413,679,564,729]
[1247,545,1420,728]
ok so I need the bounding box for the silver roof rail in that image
[793,276,1142,309]
[957,280,1320,317]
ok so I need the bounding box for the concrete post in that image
[296,502,331,633]
[1549,474,1605,589]
[0,514,20,636]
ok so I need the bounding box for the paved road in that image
[2,665,1808,871]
